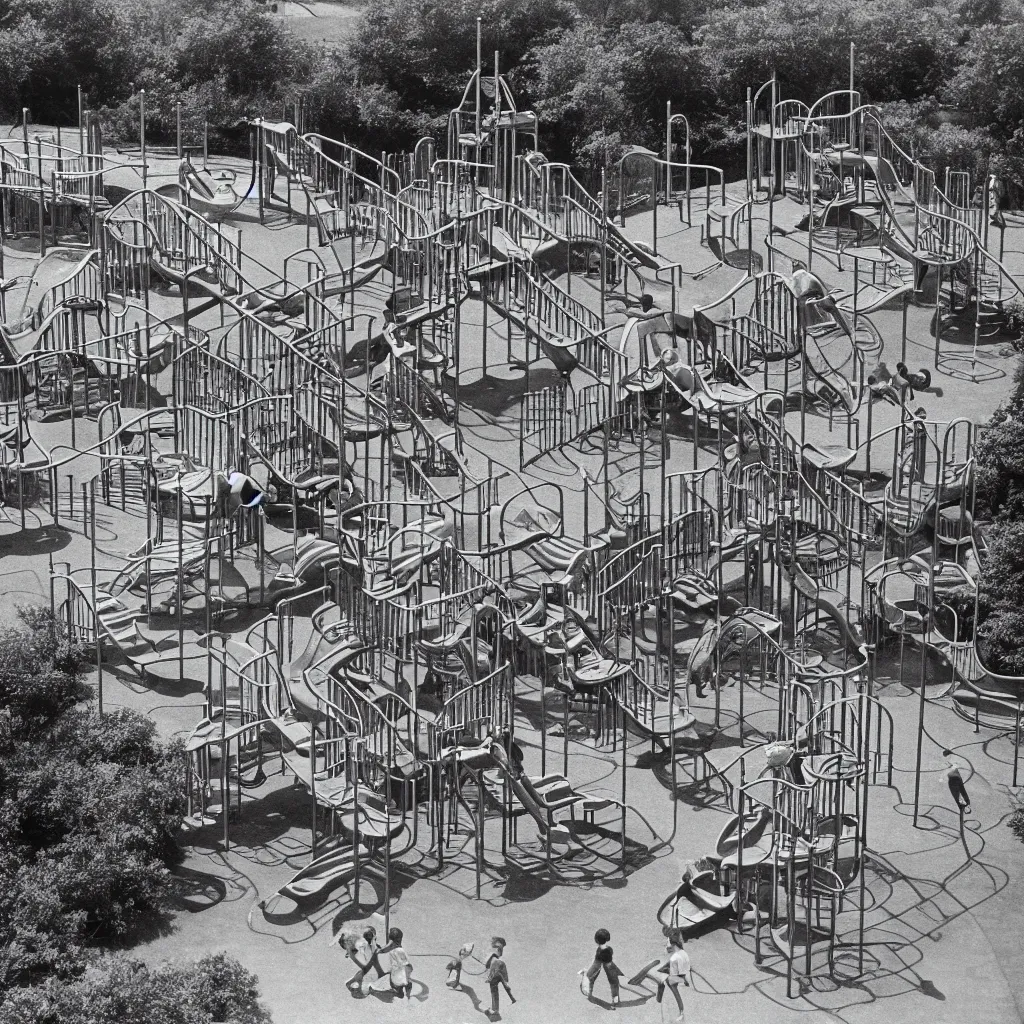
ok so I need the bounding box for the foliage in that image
[0,608,86,738]
[0,952,272,1024]
[974,355,1024,511]
[0,0,311,149]
[345,0,575,148]
[523,19,719,165]
[4,0,1023,176]
[1011,804,1024,844]
[0,608,186,991]
[970,366,1024,674]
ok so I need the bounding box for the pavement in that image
[0,129,1022,1023]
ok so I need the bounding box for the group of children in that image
[342,925,413,1004]
[582,928,692,1021]
[342,923,693,1021]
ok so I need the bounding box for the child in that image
[484,936,516,1019]
[652,930,691,1022]
[344,926,384,993]
[581,928,623,1006]
[386,927,413,1003]
[446,942,474,987]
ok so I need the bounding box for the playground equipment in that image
[0,41,1016,1000]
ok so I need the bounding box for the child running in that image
[445,941,474,988]
[484,936,516,1019]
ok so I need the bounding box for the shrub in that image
[0,608,186,991]
[0,953,273,1024]
[0,608,85,739]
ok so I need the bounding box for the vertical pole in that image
[257,121,265,225]
[493,50,501,199]
[768,73,776,263]
[140,91,147,190]
[600,169,607,324]
[475,17,482,186]
[685,117,691,225]
[666,100,672,165]
[78,86,84,154]
[652,155,658,254]
[746,88,753,275]
[912,546,934,826]
[91,487,102,715]
[176,101,183,159]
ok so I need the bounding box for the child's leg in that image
[668,977,685,1013]
[653,968,669,1002]
[605,965,620,999]
[490,981,500,1014]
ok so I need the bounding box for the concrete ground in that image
[1,131,1023,1023]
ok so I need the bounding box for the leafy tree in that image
[850,0,957,102]
[945,8,1024,194]
[345,0,575,144]
[524,19,718,164]
[0,608,85,738]
[697,0,855,107]
[0,608,186,990]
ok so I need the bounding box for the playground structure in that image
[2,30,1023,1006]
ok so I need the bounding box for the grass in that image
[273,0,364,45]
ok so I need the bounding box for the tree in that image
[945,6,1024,192]
[0,608,85,738]
[524,19,719,164]
[345,0,575,145]
[0,608,186,990]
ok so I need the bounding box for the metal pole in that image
[140,91,147,190]
[912,544,934,825]
[91,487,102,715]
[475,17,482,155]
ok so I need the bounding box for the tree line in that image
[0,0,1022,192]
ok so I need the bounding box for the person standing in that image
[581,928,623,1007]
[385,927,413,1004]
[483,936,516,1019]
[652,931,692,1022]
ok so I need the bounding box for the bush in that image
[0,608,85,739]
[0,953,273,1024]
[1011,805,1024,843]
[0,608,186,991]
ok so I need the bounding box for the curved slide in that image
[485,739,593,846]
[261,842,385,915]
[787,559,866,660]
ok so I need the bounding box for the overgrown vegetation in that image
[4,0,1024,191]
[0,952,272,1024]
[970,361,1024,675]
[0,607,269,1023]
